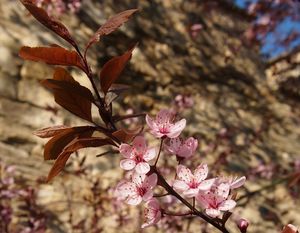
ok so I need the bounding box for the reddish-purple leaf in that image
[47,136,114,182]
[33,125,70,138]
[100,46,135,95]
[47,151,72,182]
[20,0,77,47]
[112,126,143,143]
[53,67,76,83]
[19,46,85,71]
[44,126,95,160]
[41,79,94,122]
[85,9,138,54]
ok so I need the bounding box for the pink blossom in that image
[119,136,156,174]
[236,218,249,233]
[173,164,215,198]
[166,137,198,158]
[196,183,236,218]
[115,173,157,205]
[146,109,186,138]
[141,198,162,228]
[215,176,246,190]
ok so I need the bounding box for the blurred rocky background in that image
[0,0,300,232]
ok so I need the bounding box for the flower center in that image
[159,123,170,134]
[137,186,147,196]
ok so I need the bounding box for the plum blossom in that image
[146,109,186,138]
[173,164,215,198]
[196,183,237,218]
[119,136,156,174]
[141,198,162,228]
[115,173,157,206]
[166,137,198,158]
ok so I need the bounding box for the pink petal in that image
[194,164,208,181]
[144,147,157,161]
[119,144,132,158]
[132,172,146,186]
[127,194,143,205]
[135,162,150,174]
[198,178,215,191]
[120,159,136,171]
[143,173,158,189]
[230,176,246,189]
[168,137,182,154]
[177,165,192,183]
[156,109,173,124]
[115,181,136,199]
[167,119,186,138]
[177,145,193,158]
[150,130,165,138]
[183,188,198,198]
[195,193,210,208]
[218,199,236,211]
[142,189,153,201]
[205,208,221,218]
[216,183,230,201]
[146,198,160,209]
[173,180,189,192]
[146,115,158,131]
[133,136,147,153]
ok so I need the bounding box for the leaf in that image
[33,125,70,138]
[44,126,95,160]
[47,151,72,182]
[85,9,138,54]
[47,137,114,182]
[112,126,143,143]
[100,46,135,95]
[41,79,94,122]
[20,0,77,47]
[64,137,116,152]
[53,67,76,83]
[19,46,85,71]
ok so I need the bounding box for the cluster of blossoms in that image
[115,109,246,228]
[34,0,82,16]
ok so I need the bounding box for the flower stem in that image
[154,137,164,166]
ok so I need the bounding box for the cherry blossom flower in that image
[141,198,162,228]
[119,136,156,174]
[166,137,198,158]
[236,218,249,233]
[115,173,157,206]
[146,109,186,138]
[173,164,215,198]
[196,183,237,218]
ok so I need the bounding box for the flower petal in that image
[230,176,246,189]
[119,144,132,158]
[198,178,215,191]
[173,180,189,192]
[205,208,221,218]
[156,109,174,124]
[133,136,147,153]
[144,147,157,161]
[168,137,182,154]
[143,173,158,189]
[218,199,236,211]
[196,192,210,209]
[194,164,208,181]
[115,181,136,199]
[127,194,143,205]
[142,189,153,201]
[146,115,158,131]
[132,172,146,186]
[135,162,150,174]
[177,165,192,183]
[167,119,186,138]
[183,188,198,198]
[120,159,136,171]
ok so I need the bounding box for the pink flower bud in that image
[237,218,249,233]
